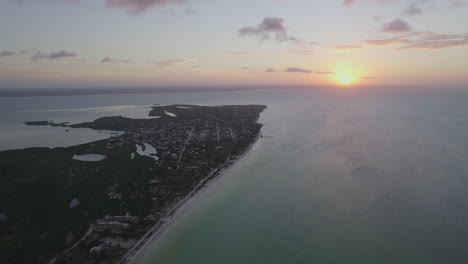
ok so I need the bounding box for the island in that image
[0,104,266,264]
[23,120,70,127]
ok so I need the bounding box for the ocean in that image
[2,88,468,264]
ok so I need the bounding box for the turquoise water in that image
[132,89,468,264]
[2,88,468,263]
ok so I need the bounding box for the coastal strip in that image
[118,134,261,264]
[1,104,266,264]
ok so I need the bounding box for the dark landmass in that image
[1,104,266,264]
[24,121,69,127]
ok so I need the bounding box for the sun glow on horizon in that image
[330,63,363,86]
[333,73,356,85]
[340,75,352,84]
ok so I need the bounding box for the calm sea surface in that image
[2,88,468,264]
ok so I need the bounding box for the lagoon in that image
[72,154,107,162]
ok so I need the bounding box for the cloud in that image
[105,0,189,14]
[100,57,114,63]
[20,0,195,15]
[449,0,465,8]
[49,50,76,59]
[364,38,413,45]
[402,0,465,16]
[100,57,131,63]
[334,44,362,50]
[30,53,51,60]
[382,19,412,33]
[152,58,196,69]
[0,51,15,57]
[283,68,336,74]
[403,5,423,15]
[30,50,76,61]
[401,0,432,16]
[398,37,468,50]
[239,17,286,41]
[285,67,312,73]
[238,17,305,44]
[342,0,394,7]
[184,8,197,15]
[284,49,315,56]
[342,0,358,6]
[364,31,468,50]
[225,51,256,55]
[241,66,260,70]
[315,71,336,75]
[266,68,276,72]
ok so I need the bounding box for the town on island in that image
[0,104,267,264]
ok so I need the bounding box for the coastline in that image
[117,134,262,264]
[1,104,266,264]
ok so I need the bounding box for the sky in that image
[0,0,467,89]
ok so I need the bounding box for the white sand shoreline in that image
[117,134,262,264]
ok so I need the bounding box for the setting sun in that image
[340,76,353,84]
[333,73,355,85]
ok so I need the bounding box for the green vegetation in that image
[1,104,266,264]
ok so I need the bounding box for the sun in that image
[340,76,352,84]
[335,74,355,85]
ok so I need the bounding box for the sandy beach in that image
[117,134,261,264]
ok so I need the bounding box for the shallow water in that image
[2,88,468,264]
[136,143,158,161]
[164,110,177,117]
[72,154,107,162]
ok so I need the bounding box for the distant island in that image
[0,104,266,264]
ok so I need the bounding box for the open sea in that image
[2,88,468,264]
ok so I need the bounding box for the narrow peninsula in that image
[0,104,266,264]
